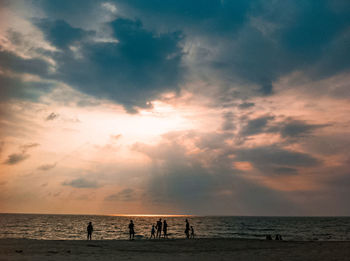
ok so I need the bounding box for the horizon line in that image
[1,212,350,218]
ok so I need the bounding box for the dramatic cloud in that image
[240,115,275,136]
[35,19,89,50]
[279,120,328,138]
[234,146,320,175]
[0,0,350,215]
[37,17,183,112]
[133,133,305,215]
[114,0,350,96]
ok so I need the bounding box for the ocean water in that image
[0,214,350,241]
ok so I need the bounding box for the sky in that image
[0,0,350,216]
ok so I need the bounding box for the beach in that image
[1,238,349,260]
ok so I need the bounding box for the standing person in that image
[163,220,168,239]
[190,226,195,239]
[185,219,190,239]
[150,224,156,239]
[87,222,93,240]
[156,218,162,239]
[129,220,135,240]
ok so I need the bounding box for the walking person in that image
[156,218,162,239]
[190,226,195,239]
[150,224,156,239]
[185,219,190,239]
[129,220,135,240]
[87,222,93,240]
[163,220,168,239]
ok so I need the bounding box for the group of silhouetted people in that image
[185,219,195,239]
[86,219,195,240]
[151,218,168,239]
[266,234,283,240]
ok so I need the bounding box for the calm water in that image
[0,214,350,241]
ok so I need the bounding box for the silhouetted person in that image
[190,226,195,239]
[87,222,93,240]
[163,220,168,239]
[129,220,135,240]
[185,219,190,239]
[150,224,156,239]
[156,218,162,238]
[266,234,272,240]
[275,234,283,240]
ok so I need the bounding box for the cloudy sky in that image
[0,0,350,215]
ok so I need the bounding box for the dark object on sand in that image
[266,235,272,240]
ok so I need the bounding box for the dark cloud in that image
[116,0,251,34]
[37,163,56,171]
[221,112,235,131]
[240,115,274,136]
[238,102,255,109]
[272,167,298,175]
[117,0,350,97]
[45,112,59,121]
[35,19,89,49]
[2,142,39,165]
[0,72,55,102]
[279,120,328,138]
[38,0,102,27]
[234,146,320,171]
[3,152,29,165]
[105,188,135,201]
[134,135,303,215]
[238,116,328,141]
[0,50,51,77]
[2,0,350,108]
[62,178,100,188]
[37,18,184,112]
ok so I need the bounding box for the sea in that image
[1,214,349,241]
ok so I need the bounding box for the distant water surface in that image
[1,214,350,241]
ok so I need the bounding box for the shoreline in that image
[1,238,350,260]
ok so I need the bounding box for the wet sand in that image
[1,238,350,260]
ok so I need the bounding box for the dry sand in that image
[1,238,349,261]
